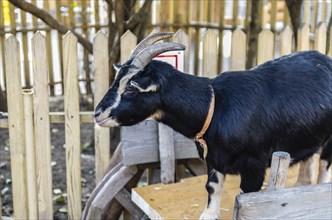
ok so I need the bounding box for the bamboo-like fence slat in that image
[9,3,16,32]
[303,1,311,27]
[314,22,327,54]
[257,29,274,65]
[120,30,137,64]
[93,31,111,183]
[31,32,53,219]
[218,0,226,73]
[22,89,38,220]
[202,29,218,78]
[63,31,82,220]
[280,25,293,56]
[297,23,310,51]
[311,0,319,32]
[270,0,277,31]
[231,29,247,71]
[233,0,239,27]
[4,34,28,220]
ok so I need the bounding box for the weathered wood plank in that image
[22,90,38,219]
[5,34,28,220]
[231,29,246,71]
[31,32,53,219]
[297,23,310,51]
[114,188,146,219]
[174,29,190,73]
[203,29,218,77]
[87,165,139,219]
[63,31,82,220]
[314,22,327,54]
[267,152,290,191]
[93,31,111,183]
[158,123,175,184]
[120,30,137,63]
[234,183,332,220]
[280,25,293,56]
[257,29,274,65]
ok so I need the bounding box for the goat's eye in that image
[124,86,136,95]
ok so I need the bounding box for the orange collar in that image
[194,85,215,160]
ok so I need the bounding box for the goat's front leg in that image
[199,166,225,220]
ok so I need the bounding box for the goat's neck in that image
[158,72,212,138]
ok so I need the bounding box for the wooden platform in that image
[132,164,313,219]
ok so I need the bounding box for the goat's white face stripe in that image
[199,170,225,220]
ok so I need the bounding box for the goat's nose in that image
[94,108,102,118]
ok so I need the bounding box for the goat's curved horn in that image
[131,42,186,69]
[128,32,174,62]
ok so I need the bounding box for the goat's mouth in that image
[95,117,119,127]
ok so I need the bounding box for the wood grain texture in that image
[257,29,274,65]
[158,123,175,184]
[280,25,293,56]
[32,32,53,219]
[202,29,218,77]
[173,29,190,73]
[122,119,198,166]
[297,23,310,51]
[5,34,28,219]
[234,183,332,220]
[88,165,138,219]
[93,31,111,183]
[120,30,137,63]
[231,29,247,71]
[314,22,327,54]
[22,90,38,219]
[63,32,82,220]
[267,152,290,191]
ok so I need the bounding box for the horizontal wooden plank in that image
[0,112,95,128]
[234,183,332,220]
[122,119,199,166]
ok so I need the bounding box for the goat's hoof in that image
[199,211,219,220]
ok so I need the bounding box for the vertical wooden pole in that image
[5,34,28,220]
[56,0,64,94]
[311,0,319,32]
[20,8,30,88]
[174,29,190,73]
[314,22,327,54]
[31,32,53,219]
[202,29,218,78]
[233,0,239,27]
[44,1,55,95]
[267,152,290,191]
[218,0,225,73]
[257,29,274,65]
[63,31,82,220]
[280,25,293,56]
[93,31,112,183]
[303,0,311,26]
[297,23,310,51]
[270,0,277,31]
[22,89,38,220]
[81,0,92,95]
[231,29,247,71]
[0,1,6,89]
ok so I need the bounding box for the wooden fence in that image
[0,0,331,96]
[0,22,332,219]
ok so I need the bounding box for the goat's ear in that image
[130,80,158,93]
[113,64,122,71]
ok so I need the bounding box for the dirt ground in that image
[0,96,98,219]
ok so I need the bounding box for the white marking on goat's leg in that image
[295,154,318,186]
[317,160,332,184]
[199,170,225,220]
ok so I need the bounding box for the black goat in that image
[95,32,332,219]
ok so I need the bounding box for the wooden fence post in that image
[174,29,190,73]
[257,29,274,65]
[121,30,137,64]
[314,22,327,54]
[4,34,28,220]
[31,32,53,219]
[280,25,293,56]
[63,31,82,220]
[203,29,218,77]
[23,89,38,220]
[93,31,111,183]
[297,23,310,51]
[231,29,247,71]
[267,151,291,191]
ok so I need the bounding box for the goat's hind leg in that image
[318,136,332,184]
[199,166,225,220]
